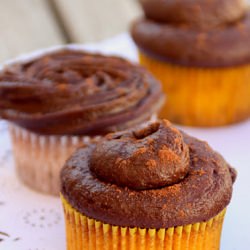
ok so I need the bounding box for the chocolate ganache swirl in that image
[61,120,236,228]
[131,0,250,67]
[0,49,164,135]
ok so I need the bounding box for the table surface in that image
[1,0,250,64]
[0,34,250,250]
[0,0,141,64]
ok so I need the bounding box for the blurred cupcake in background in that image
[131,0,250,126]
[0,48,164,195]
[61,119,237,250]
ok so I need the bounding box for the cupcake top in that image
[131,0,250,67]
[0,49,164,135]
[140,0,246,28]
[61,119,236,229]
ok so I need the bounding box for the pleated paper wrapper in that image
[9,124,100,195]
[62,195,226,250]
[139,52,250,127]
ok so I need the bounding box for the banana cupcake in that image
[61,119,236,250]
[0,48,164,195]
[131,0,250,126]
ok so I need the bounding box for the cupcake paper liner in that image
[9,124,99,195]
[61,195,226,250]
[139,52,250,126]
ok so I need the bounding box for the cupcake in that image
[0,48,164,195]
[61,119,236,250]
[131,0,250,126]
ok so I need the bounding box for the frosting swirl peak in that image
[90,120,189,190]
[140,0,246,29]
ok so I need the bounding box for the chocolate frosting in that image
[61,120,236,229]
[90,121,189,190]
[131,0,250,67]
[140,0,246,29]
[0,49,164,135]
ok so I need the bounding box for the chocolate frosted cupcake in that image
[0,48,164,195]
[61,119,236,250]
[131,0,250,126]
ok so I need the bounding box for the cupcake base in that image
[9,124,95,196]
[61,195,226,250]
[140,52,250,126]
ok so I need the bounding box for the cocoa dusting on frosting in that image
[90,121,189,190]
[131,0,250,67]
[0,49,164,135]
[61,120,236,229]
